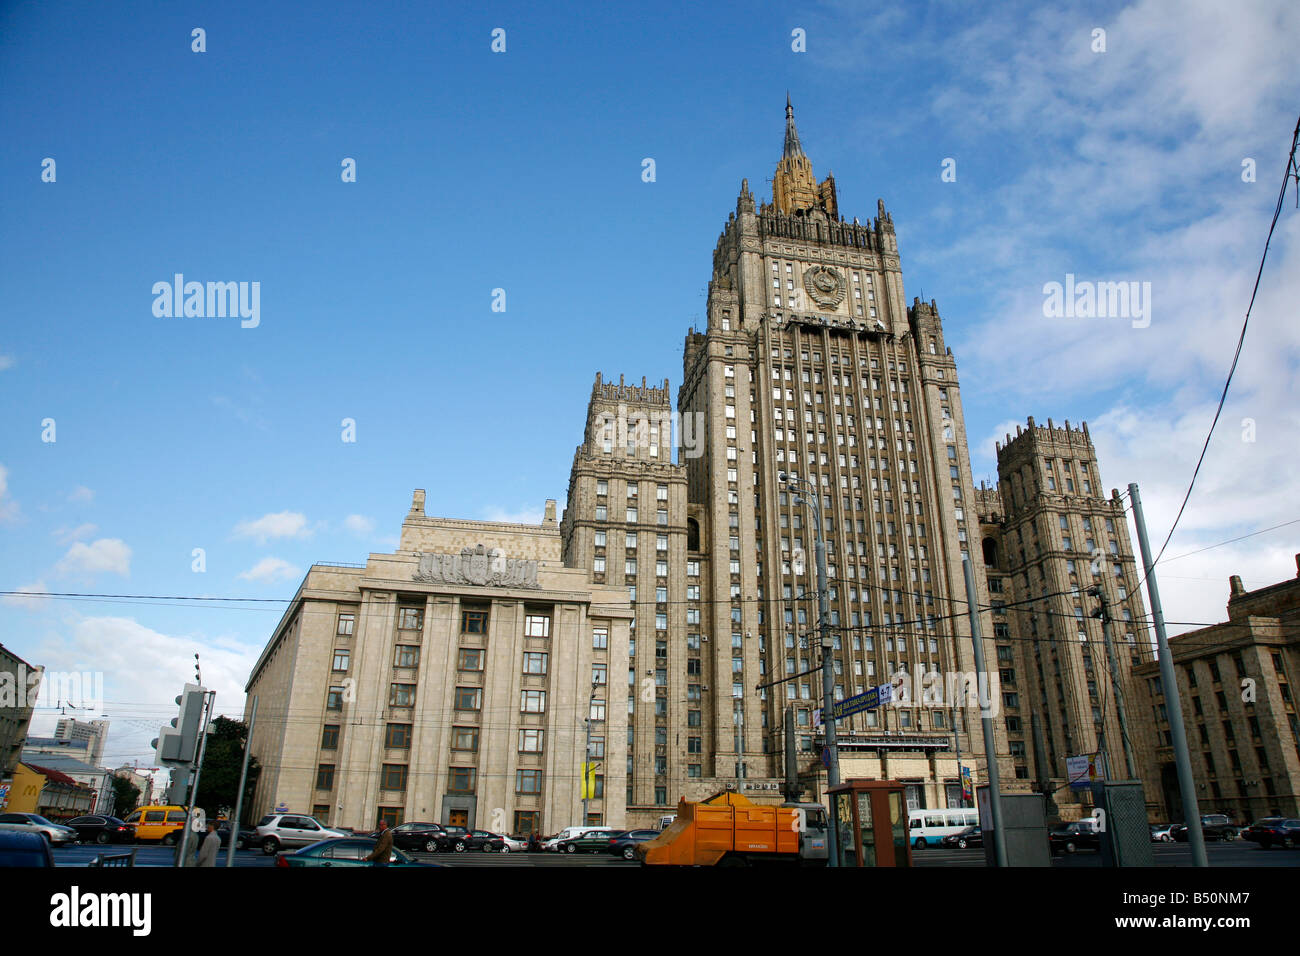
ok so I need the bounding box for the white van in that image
[907,808,979,848]
[542,825,619,851]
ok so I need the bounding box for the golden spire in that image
[772,97,838,218]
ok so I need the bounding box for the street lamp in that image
[780,471,841,866]
[581,682,599,827]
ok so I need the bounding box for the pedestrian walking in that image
[365,819,393,866]
[196,822,221,867]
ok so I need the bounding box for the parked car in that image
[607,829,661,860]
[1240,817,1300,849]
[557,829,621,854]
[544,825,619,850]
[1049,821,1101,855]
[0,812,78,846]
[274,837,435,868]
[391,822,453,853]
[255,813,349,854]
[0,830,56,866]
[1148,824,1174,842]
[500,833,528,852]
[445,829,506,853]
[214,821,258,851]
[940,825,983,849]
[1171,814,1239,842]
[64,815,135,845]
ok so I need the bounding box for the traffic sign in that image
[829,681,894,721]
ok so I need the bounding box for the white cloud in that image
[232,511,311,543]
[237,557,302,583]
[1,581,49,609]
[482,506,544,525]
[343,514,375,535]
[53,523,98,545]
[0,354,13,371]
[67,486,95,504]
[0,463,18,523]
[29,615,262,760]
[54,538,131,578]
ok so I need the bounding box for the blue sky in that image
[2,0,1298,768]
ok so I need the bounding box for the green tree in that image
[111,775,141,816]
[194,716,261,822]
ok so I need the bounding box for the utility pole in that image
[963,556,1005,866]
[781,471,840,866]
[226,695,257,867]
[950,703,963,806]
[1089,587,1136,779]
[176,689,215,866]
[581,683,597,827]
[1129,482,1207,866]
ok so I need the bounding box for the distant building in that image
[1134,555,1300,821]
[54,718,109,766]
[19,751,114,814]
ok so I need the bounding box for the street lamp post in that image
[581,683,598,827]
[781,471,841,867]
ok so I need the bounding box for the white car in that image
[254,813,348,854]
[0,811,79,846]
[500,834,527,852]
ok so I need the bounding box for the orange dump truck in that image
[638,791,825,866]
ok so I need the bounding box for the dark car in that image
[556,829,621,854]
[940,825,982,849]
[0,830,56,867]
[1241,817,1300,849]
[214,822,258,851]
[1171,814,1240,842]
[65,815,135,845]
[446,829,506,853]
[1049,821,1101,855]
[274,837,436,868]
[607,829,661,860]
[391,822,452,853]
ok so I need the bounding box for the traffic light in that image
[151,683,206,765]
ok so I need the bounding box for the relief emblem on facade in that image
[802,265,846,308]
[414,543,539,588]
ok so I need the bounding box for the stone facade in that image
[1133,556,1300,820]
[244,494,632,835]
[0,642,41,784]
[976,418,1156,818]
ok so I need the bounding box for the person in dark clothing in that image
[365,820,393,866]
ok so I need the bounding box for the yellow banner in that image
[581,762,597,799]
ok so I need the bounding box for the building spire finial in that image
[783,94,804,159]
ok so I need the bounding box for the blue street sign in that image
[829,681,893,721]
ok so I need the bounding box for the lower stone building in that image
[244,492,633,835]
[1134,555,1300,821]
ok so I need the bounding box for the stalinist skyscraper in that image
[564,99,1013,820]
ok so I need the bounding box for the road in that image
[912,840,1300,867]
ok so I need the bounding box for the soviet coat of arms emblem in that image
[802,265,846,308]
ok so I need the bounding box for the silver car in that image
[255,813,348,854]
[0,811,79,845]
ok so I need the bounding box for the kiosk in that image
[826,779,912,867]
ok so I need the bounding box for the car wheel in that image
[565,843,578,854]
[500,845,510,853]
[454,841,466,852]
[97,832,111,845]
[1064,841,1077,854]
[913,838,926,849]
[424,839,439,853]
[162,833,177,846]
[623,846,636,860]
[262,837,280,855]
[958,839,968,849]
[483,843,496,853]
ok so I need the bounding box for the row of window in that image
[315,765,547,795]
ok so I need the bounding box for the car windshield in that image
[27,815,53,826]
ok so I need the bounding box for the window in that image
[332,648,350,671]
[321,724,339,750]
[462,609,488,634]
[515,810,541,835]
[451,726,479,752]
[521,690,547,713]
[381,764,408,791]
[395,644,421,668]
[525,613,551,638]
[398,607,423,631]
[454,686,481,711]
[316,764,335,790]
[592,662,608,685]
[327,686,345,710]
[448,767,476,793]
[593,627,608,649]
[519,728,545,753]
[523,651,549,675]
[591,699,607,721]
[385,723,412,749]
[456,647,482,671]
[389,683,416,707]
[516,769,543,794]
[336,612,355,636]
